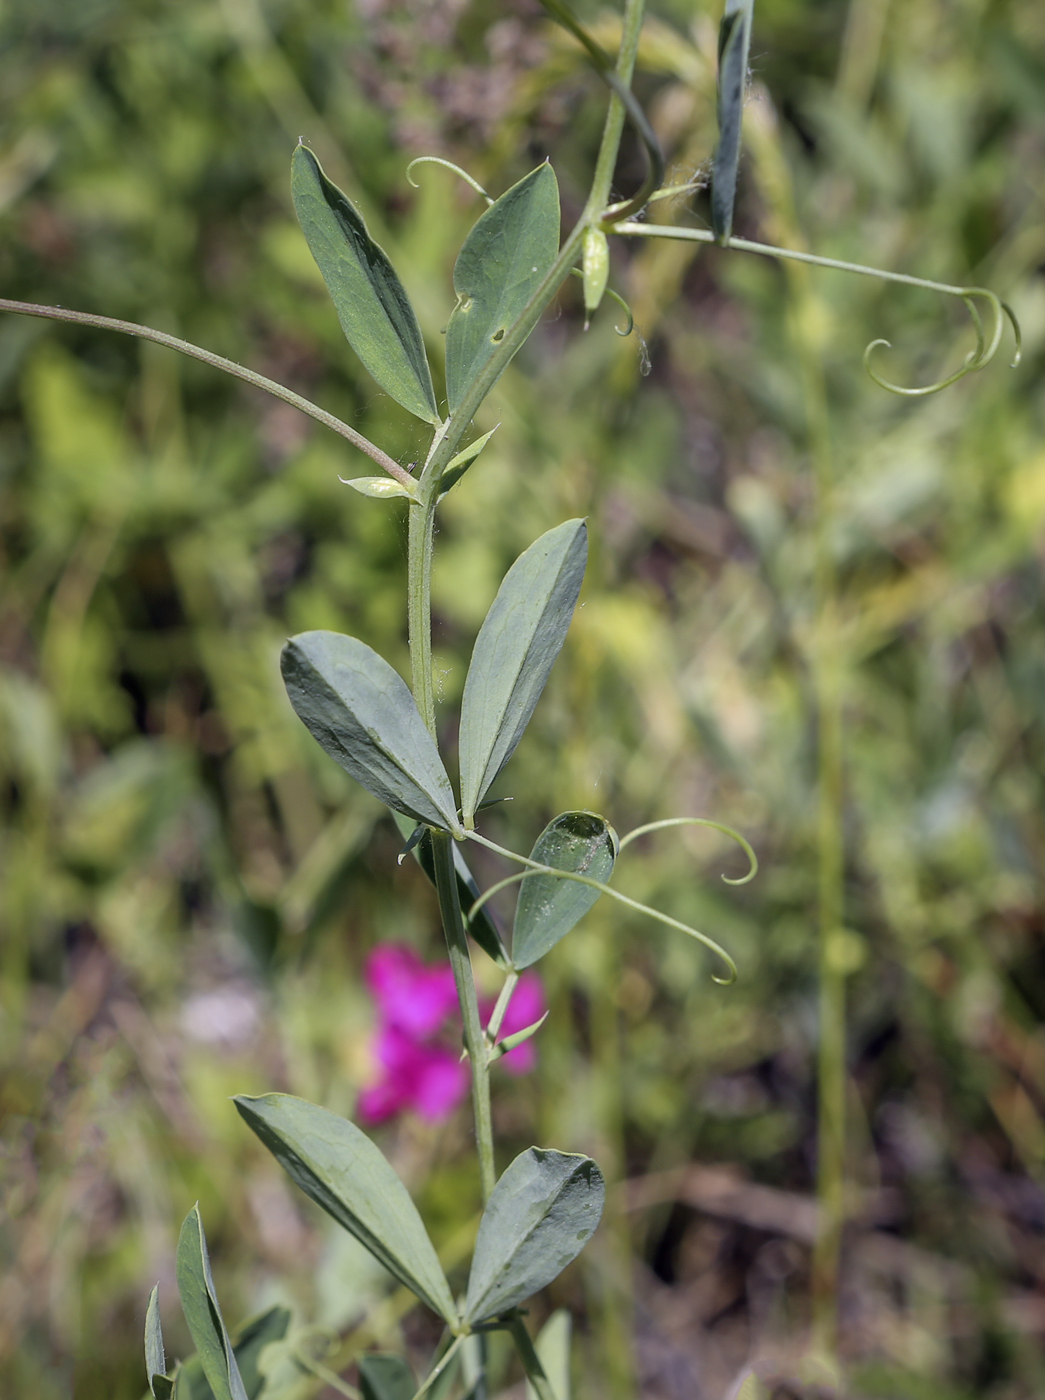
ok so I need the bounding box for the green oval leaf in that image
[445,164,560,413]
[459,520,587,825]
[359,1355,416,1400]
[291,144,439,424]
[233,1094,458,1327]
[463,1148,605,1324]
[282,631,462,835]
[711,0,753,243]
[175,1207,249,1400]
[512,812,618,970]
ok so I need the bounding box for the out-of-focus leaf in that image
[233,1094,458,1327]
[169,1307,290,1400]
[464,1148,604,1323]
[229,1308,291,1399]
[525,1310,571,1400]
[512,812,618,970]
[281,631,461,835]
[711,0,753,242]
[291,144,439,423]
[175,1207,249,1400]
[358,1354,415,1400]
[459,520,587,825]
[445,165,560,412]
[392,811,509,966]
[145,1286,174,1400]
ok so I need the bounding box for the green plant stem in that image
[401,0,650,1229]
[0,297,415,488]
[507,1316,557,1400]
[431,829,496,1203]
[413,0,649,506]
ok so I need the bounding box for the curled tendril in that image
[405,156,493,206]
[464,830,739,985]
[617,816,758,885]
[535,0,664,220]
[568,266,635,335]
[864,287,1022,397]
[606,286,634,337]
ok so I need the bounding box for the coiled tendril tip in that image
[864,287,1021,397]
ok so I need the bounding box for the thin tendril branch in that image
[464,830,738,985]
[617,817,758,885]
[405,156,493,206]
[0,297,415,486]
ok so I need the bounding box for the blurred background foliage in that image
[1,0,1044,1396]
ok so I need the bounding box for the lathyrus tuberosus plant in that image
[0,1,1020,1397]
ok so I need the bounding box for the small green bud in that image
[582,227,610,325]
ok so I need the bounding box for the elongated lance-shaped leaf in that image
[711,0,754,243]
[176,1207,250,1400]
[282,631,462,835]
[512,812,618,970]
[234,1094,458,1327]
[291,144,439,423]
[464,1148,604,1323]
[445,164,560,413]
[359,1354,416,1400]
[145,1285,175,1400]
[392,811,509,966]
[459,520,587,825]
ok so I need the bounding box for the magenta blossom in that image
[356,944,545,1124]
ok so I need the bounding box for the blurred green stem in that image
[507,1316,557,1400]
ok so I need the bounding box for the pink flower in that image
[365,945,458,1038]
[357,1023,469,1123]
[356,945,545,1125]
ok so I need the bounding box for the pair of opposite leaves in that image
[147,1100,604,1400]
[292,143,560,426]
[282,517,616,972]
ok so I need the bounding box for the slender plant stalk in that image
[507,1316,557,1400]
[742,97,848,1358]
[401,0,652,1229]
[431,829,496,1202]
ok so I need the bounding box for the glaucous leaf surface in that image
[458,520,587,825]
[445,164,560,413]
[145,1285,173,1400]
[711,0,753,242]
[512,812,618,969]
[233,1094,458,1326]
[392,811,508,966]
[282,631,462,834]
[175,1207,249,1400]
[291,144,439,423]
[358,1354,416,1400]
[464,1148,604,1323]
